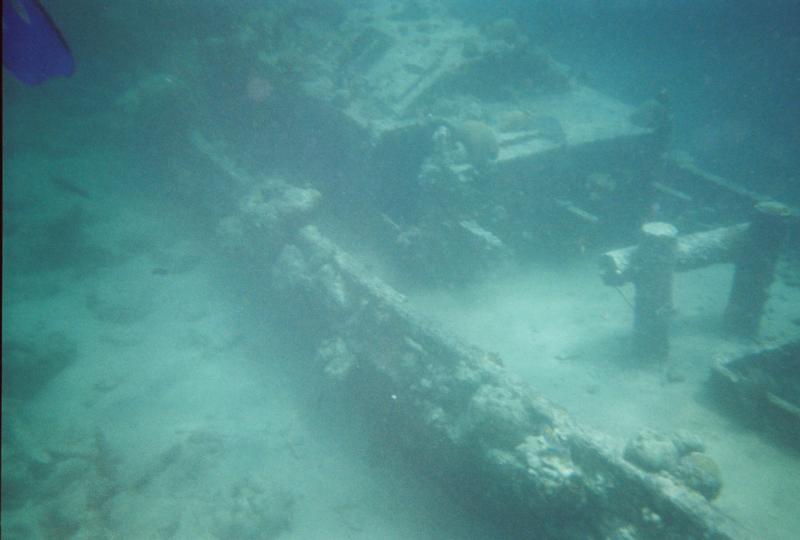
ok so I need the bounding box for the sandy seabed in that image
[2,152,497,539]
[411,256,800,540]
[3,145,799,539]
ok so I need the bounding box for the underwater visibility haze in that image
[3,1,800,539]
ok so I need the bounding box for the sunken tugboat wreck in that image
[181,1,799,538]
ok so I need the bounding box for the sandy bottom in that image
[2,191,497,539]
[4,147,799,539]
[410,257,800,540]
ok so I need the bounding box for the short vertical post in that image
[632,222,678,361]
[724,201,795,338]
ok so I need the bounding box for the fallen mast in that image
[268,225,746,539]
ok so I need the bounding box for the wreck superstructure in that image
[144,1,797,538]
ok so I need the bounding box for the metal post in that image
[632,222,678,361]
[724,201,796,338]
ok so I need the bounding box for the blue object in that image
[3,0,75,85]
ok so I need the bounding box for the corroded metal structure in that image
[195,139,749,539]
[183,2,800,537]
[711,340,800,450]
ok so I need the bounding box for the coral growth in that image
[624,429,722,500]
